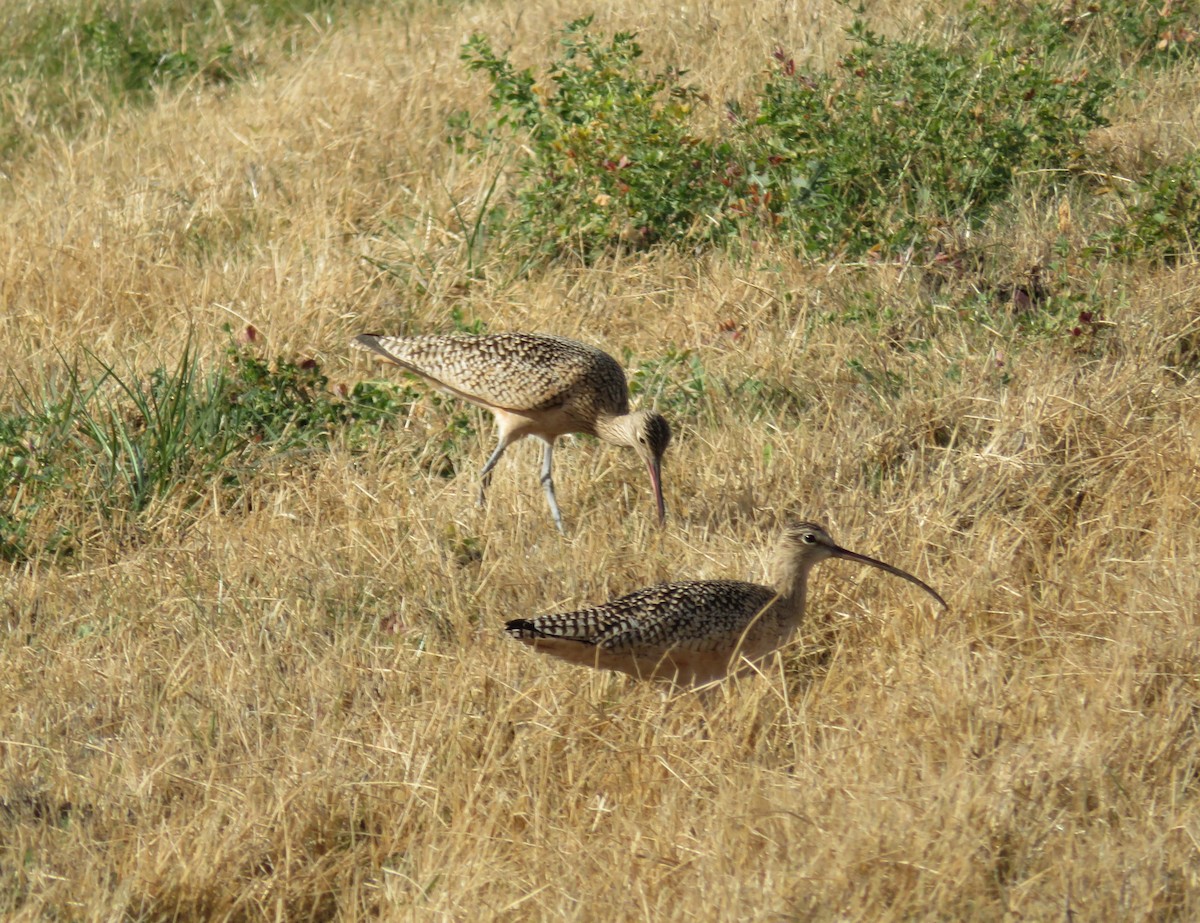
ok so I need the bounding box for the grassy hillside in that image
[2,0,1198,918]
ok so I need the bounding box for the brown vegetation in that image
[2,0,1198,918]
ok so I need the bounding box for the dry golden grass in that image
[2,1,1199,919]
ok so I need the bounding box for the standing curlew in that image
[351,333,672,531]
[505,521,947,685]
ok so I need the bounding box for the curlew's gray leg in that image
[477,438,509,507]
[540,441,565,533]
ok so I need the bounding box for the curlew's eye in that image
[801,532,816,544]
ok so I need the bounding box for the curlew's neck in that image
[593,411,639,448]
[766,545,817,628]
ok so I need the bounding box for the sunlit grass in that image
[1,0,1198,918]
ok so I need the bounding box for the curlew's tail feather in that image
[505,618,595,645]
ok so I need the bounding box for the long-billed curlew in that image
[505,521,947,685]
[351,333,672,531]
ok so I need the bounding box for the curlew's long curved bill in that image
[831,545,948,609]
[647,457,666,525]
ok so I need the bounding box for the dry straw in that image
[1,0,1198,918]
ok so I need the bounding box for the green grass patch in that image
[0,330,419,562]
[0,0,377,162]
[625,345,710,422]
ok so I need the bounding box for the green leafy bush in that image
[457,17,1110,261]
[965,0,1199,71]
[458,16,739,261]
[749,22,1110,255]
[1094,154,1200,262]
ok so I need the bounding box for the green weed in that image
[725,374,811,424]
[458,16,738,261]
[626,346,709,421]
[846,356,906,403]
[1093,154,1200,263]
[457,17,1110,262]
[964,0,1200,72]
[0,383,73,561]
[68,340,245,515]
[0,331,417,562]
[750,22,1109,256]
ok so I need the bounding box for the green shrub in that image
[457,17,1110,261]
[964,0,1200,71]
[1094,154,1200,262]
[458,16,739,261]
[748,22,1110,255]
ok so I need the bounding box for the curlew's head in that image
[623,410,672,525]
[777,520,948,609]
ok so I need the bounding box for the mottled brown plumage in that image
[352,333,672,531]
[506,521,948,685]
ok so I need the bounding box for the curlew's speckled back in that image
[510,581,778,654]
[355,333,631,431]
[506,580,784,685]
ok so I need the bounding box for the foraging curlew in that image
[506,521,947,685]
[351,333,672,531]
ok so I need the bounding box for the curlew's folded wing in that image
[506,580,777,656]
[353,333,624,414]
